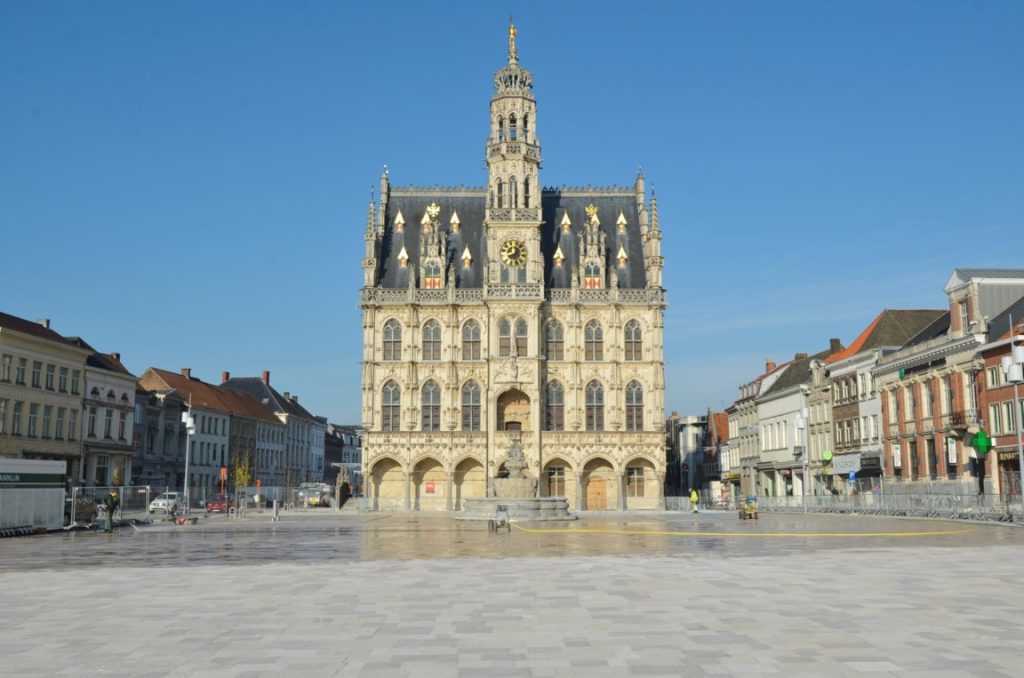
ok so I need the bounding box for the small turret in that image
[362,189,378,286]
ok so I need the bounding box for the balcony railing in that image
[941,409,980,429]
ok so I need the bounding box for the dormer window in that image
[393,210,405,232]
[617,246,628,267]
[450,211,460,232]
[584,261,602,289]
[423,260,442,289]
[553,245,565,267]
[617,211,627,233]
[397,246,409,268]
[461,246,472,268]
[561,212,571,232]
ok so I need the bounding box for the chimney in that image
[37,318,50,329]
[111,352,121,362]
[765,359,776,373]
[221,371,230,384]
[830,337,843,353]
[283,391,290,400]
[291,395,298,403]
[261,370,270,385]
[182,368,191,379]
[794,352,808,360]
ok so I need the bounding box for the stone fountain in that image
[459,438,574,522]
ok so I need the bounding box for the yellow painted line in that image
[510,523,975,538]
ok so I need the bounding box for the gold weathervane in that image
[426,202,441,219]
[508,16,517,62]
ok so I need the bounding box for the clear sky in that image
[2,1,1022,423]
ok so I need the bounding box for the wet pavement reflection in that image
[2,511,1021,572]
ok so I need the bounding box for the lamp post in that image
[796,408,808,512]
[999,337,1024,498]
[182,397,195,514]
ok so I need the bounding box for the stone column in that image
[576,473,585,511]
[619,471,627,511]
[446,472,453,512]
[403,471,411,511]
[656,473,666,510]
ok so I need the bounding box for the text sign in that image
[425,481,435,494]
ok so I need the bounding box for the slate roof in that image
[0,311,77,347]
[985,294,1024,342]
[221,377,318,422]
[826,309,946,363]
[375,188,647,290]
[900,311,951,348]
[945,268,1024,292]
[761,350,831,398]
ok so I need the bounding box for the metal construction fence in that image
[69,485,152,525]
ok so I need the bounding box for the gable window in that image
[422,320,442,360]
[545,381,565,431]
[585,320,604,361]
[421,380,441,432]
[585,380,604,431]
[462,320,481,360]
[625,381,644,431]
[382,381,400,431]
[584,262,602,289]
[545,320,564,361]
[624,320,642,361]
[383,319,402,361]
[959,301,969,334]
[423,261,442,289]
[462,381,481,431]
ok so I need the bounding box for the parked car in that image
[148,491,184,514]
[205,494,233,513]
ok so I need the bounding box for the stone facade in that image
[359,24,666,512]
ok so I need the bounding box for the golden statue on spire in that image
[508,15,518,63]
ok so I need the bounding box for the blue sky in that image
[2,1,1022,422]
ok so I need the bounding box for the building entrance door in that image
[587,477,607,510]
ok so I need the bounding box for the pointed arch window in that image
[626,381,644,431]
[462,380,481,431]
[584,262,602,289]
[545,320,564,361]
[586,380,604,431]
[422,320,441,361]
[383,319,402,361]
[585,320,604,361]
[546,381,565,431]
[421,380,441,432]
[462,320,481,360]
[624,320,643,361]
[498,316,528,357]
[523,178,530,208]
[496,180,504,208]
[509,113,517,140]
[497,116,505,142]
[509,176,518,208]
[522,114,529,142]
[382,380,401,432]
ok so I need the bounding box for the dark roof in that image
[0,311,76,347]
[986,294,1024,342]
[826,309,946,363]
[901,312,951,349]
[221,377,319,422]
[86,352,135,377]
[761,349,831,397]
[375,188,647,289]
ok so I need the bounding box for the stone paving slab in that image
[0,513,1022,676]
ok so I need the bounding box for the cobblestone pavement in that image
[2,512,1022,677]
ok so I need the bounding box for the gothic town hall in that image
[359,24,667,512]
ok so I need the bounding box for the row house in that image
[323,421,363,488]
[824,310,944,490]
[132,385,188,490]
[876,269,1024,490]
[755,350,830,499]
[702,410,728,502]
[222,371,325,485]
[725,359,788,501]
[806,345,840,494]
[0,312,130,487]
[976,296,1024,498]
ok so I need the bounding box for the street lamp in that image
[999,338,1024,497]
[796,407,808,512]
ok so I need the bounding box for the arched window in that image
[624,320,643,361]
[383,319,402,361]
[522,114,529,142]
[545,320,564,361]
[106,389,115,400]
[626,381,644,431]
[523,178,530,208]
[509,113,517,140]
[462,380,481,431]
[498,316,527,357]
[585,320,604,361]
[496,180,504,208]
[462,320,481,360]
[497,116,504,141]
[586,380,604,431]
[422,320,441,361]
[382,380,401,431]
[421,380,441,431]
[546,381,564,431]
[509,176,518,208]
[584,262,602,289]
[424,261,442,289]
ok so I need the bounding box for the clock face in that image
[500,239,527,267]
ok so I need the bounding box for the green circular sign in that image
[822,450,833,462]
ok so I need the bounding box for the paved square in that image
[1,512,1022,676]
